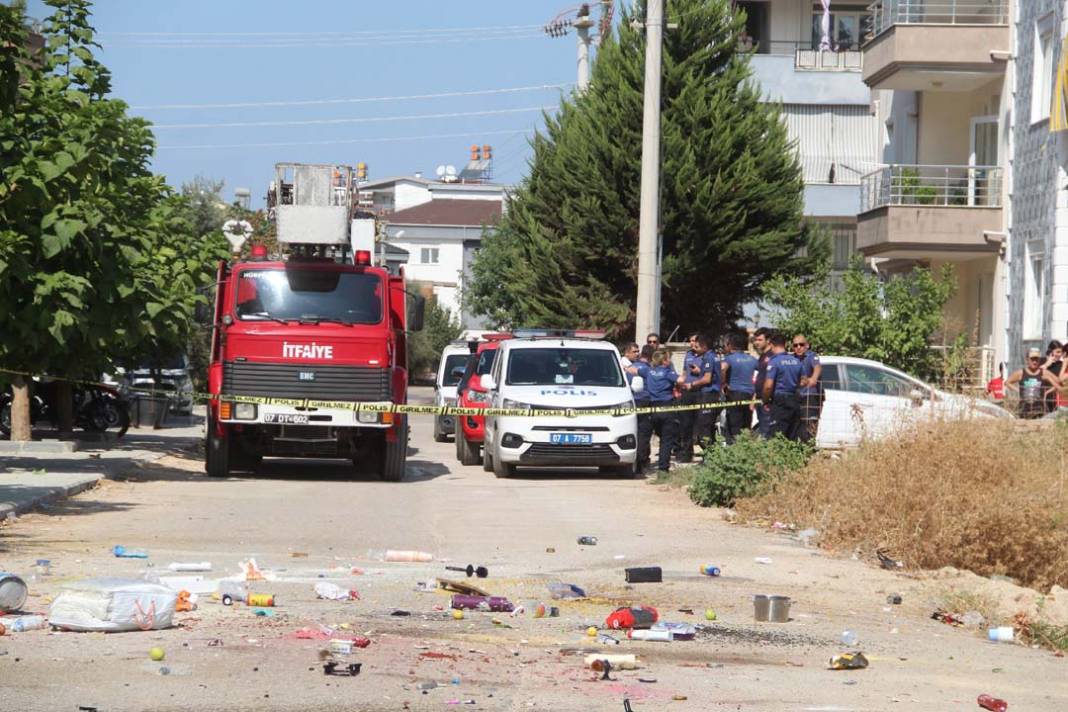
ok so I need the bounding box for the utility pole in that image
[573,7,594,91]
[635,0,664,341]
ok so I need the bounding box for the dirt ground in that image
[1,390,1066,711]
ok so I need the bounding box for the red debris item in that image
[175,590,194,612]
[349,636,371,649]
[931,609,964,626]
[290,627,331,640]
[604,606,659,630]
[977,694,1008,712]
[420,651,458,661]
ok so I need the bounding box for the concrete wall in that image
[930,256,999,344]
[393,182,433,212]
[750,54,870,105]
[384,224,492,321]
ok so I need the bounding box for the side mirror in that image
[408,295,426,332]
[480,373,496,391]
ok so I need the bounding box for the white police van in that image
[433,341,474,442]
[480,332,639,478]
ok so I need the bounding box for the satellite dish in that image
[435,165,446,178]
[445,165,457,177]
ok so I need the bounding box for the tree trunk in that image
[10,374,33,442]
[55,380,74,436]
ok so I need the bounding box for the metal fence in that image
[860,164,1003,212]
[868,0,1009,37]
[749,40,863,71]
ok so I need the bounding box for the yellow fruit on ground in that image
[149,647,165,661]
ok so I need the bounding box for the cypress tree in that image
[468,0,821,337]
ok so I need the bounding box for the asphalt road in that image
[1,387,1065,711]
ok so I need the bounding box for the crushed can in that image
[829,652,869,670]
[247,593,275,607]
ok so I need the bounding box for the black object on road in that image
[323,662,362,676]
[445,564,489,578]
[624,567,663,583]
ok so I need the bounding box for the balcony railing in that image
[746,39,863,71]
[860,164,1003,212]
[868,0,1009,37]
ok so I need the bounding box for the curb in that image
[0,475,101,519]
[0,440,79,454]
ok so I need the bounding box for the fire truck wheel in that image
[205,427,231,478]
[380,421,408,482]
[456,432,480,466]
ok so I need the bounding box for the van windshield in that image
[441,354,469,386]
[506,348,623,387]
[235,268,382,325]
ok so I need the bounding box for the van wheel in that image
[433,418,449,443]
[205,426,231,478]
[492,446,515,479]
[456,432,480,466]
[482,441,493,472]
[381,420,408,482]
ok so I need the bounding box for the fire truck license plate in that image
[263,413,309,424]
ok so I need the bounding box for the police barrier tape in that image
[0,368,760,418]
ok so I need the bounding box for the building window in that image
[1024,246,1045,339]
[810,5,871,51]
[419,247,440,265]
[1032,15,1055,123]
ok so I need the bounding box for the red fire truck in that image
[205,163,423,480]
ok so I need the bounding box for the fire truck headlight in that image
[234,403,257,420]
[357,411,379,424]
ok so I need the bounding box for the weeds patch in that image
[736,420,1068,591]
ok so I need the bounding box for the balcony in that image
[861,0,1009,91]
[857,165,1004,258]
[750,41,870,106]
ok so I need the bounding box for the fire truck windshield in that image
[235,268,382,325]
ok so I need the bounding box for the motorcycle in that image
[0,379,130,438]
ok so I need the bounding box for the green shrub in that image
[688,432,812,507]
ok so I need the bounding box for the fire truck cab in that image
[205,163,423,481]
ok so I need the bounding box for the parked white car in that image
[433,342,474,442]
[814,355,1012,448]
[481,336,638,478]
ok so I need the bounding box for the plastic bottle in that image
[628,629,672,642]
[11,615,48,632]
[546,582,586,599]
[754,557,772,565]
[841,630,858,646]
[383,550,433,563]
[168,562,211,572]
[987,626,1014,643]
[113,545,149,559]
[699,565,721,577]
[35,560,52,576]
[577,536,598,546]
[977,694,1008,712]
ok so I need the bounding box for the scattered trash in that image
[753,595,791,623]
[1,614,48,632]
[253,608,274,617]
[545,547,556,553]
[450,595,515,612]
[547,582,586,599]
[112,545,149,559]
[34,560,52,577]
[754,557,773,565]
[624,567,662,584]
[207,639,223,647]
[239,559,266,582]
[217,581,247,606]
[886,594,902,605]
[931,609,964,626]
[383,550,433,563]
[797,528,819,546]
[175,590,195,612]
[586,653,638,670]
[829,652,869,670]
[605,606,658,630]
[651,622,696,640]
[160,575,215,595]
[597,633,620,645]
[577,536,598,546]
[159,666,171,676]
[638,676,657,683]
[391,610,411,617]
[704,609,717,621]
[671,695,688,701]
[329,639,353,655]
[987,626,1014,643]
[289,552,308,558]
[841,630,858,646]
[961,610,985,627]
[0,573,29,613]
[247,593,275,607]
[167,562,211,572]
[314,582,359,601]
[452,610,464,620]
[323,661,362,676]
[699,565,721,577]
[445,565,488,579]
[49,578,177,632]
[628,629,671,642]
[437,579,490,597]
[419,681,438,692]
[149,646,165,661]
[977,693,1008,711]
[876,548,903,569]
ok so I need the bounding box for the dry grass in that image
[736,419,1068,592]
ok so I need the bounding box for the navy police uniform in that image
[798,350,823,443]
[641,363,680,472]
[765,352,803,440]
[723,350,758,444]
[632,360,653,468]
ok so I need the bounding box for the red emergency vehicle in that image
[205,164,423,480]
[454,334,511,466]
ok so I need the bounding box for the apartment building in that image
[1011,0,1068,365]
[857,0,1012,379]
[743,1,881,275]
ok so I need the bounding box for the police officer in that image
[762,332,803,440]
[793,334,823,443]
[686,334,721,454]
[751,327,775,437]
[642,348,680,473]
[722,332,758,444]
[677,334,704,463]
[632,345,654,469]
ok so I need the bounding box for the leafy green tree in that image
[763,261,956,380]
[468,0,821,338]
[407,291,461,380]
[0,1,225,438]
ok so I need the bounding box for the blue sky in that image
[27,1,596,206]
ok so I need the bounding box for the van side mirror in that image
[408,295,426,332]
[480,374,496,391]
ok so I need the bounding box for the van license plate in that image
[550,433,591,444]
[264,413,309,424]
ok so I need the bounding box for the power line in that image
[102,28,547,49]
[104,35,547,49]
[152,106,557,130]
[132,83,570,111]
[157,127,536,151]
[101,23,545,38]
